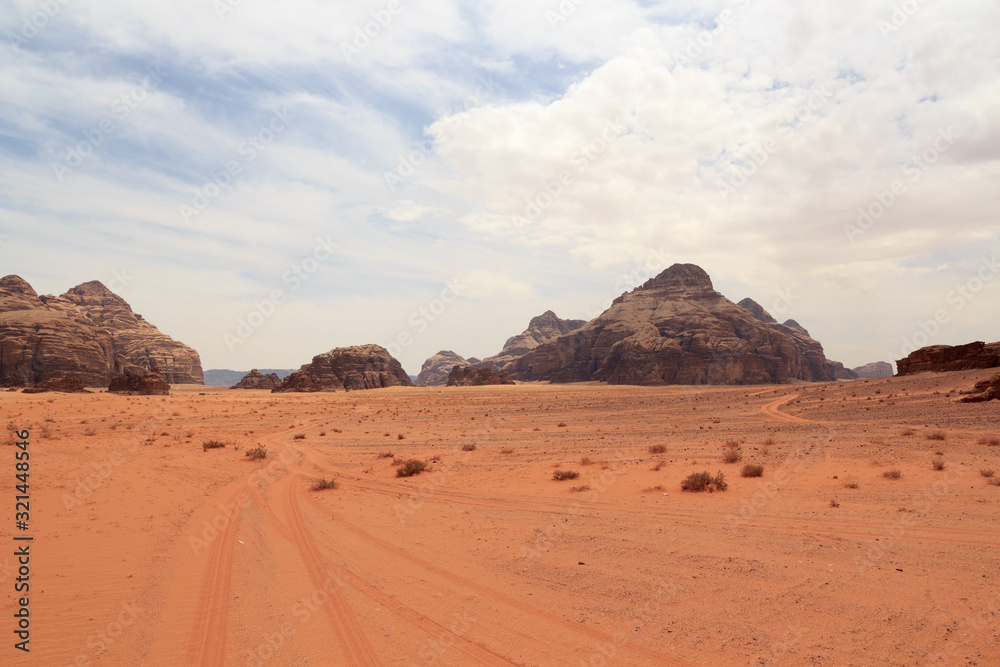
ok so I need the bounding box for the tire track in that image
[279,475,381,666]
[303,492,692,667]
[760,395,811,423]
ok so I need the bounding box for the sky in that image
[1,0,998,377]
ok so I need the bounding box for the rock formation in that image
[781,319,810,337]
[21,376,88,394]
[896,342,1000,375]
[852,361,894,379]
[0,275,203,387]
[958,374,1000,403]
[445,365,515,387]
[272,344,413,392]
[108,368,170,395]
[230,369,281,390]
[417,350,473,386]
[509,264,854,385]
[479,310,587,372]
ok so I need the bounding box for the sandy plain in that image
[2,369,999,666]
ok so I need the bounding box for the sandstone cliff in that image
[0,275,202,387]
[509,264,851,385]
[480,310,587,372]
[446,365,515,387]
[959,374,1000,403]
[417,350,472,386]
[108,368,170,395]
[896,342,1000,375]
[272,344,413,392]
[852,361,894,379]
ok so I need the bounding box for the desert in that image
[3,367,999,666]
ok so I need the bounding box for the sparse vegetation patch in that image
[883,469,902,479]
[396,459,427,477]
[741,464,764,478]
[245,445,268,460]
[553,470,579,481]
[202,440,226,451]
[311,478,339,491]
[681,471,727,492]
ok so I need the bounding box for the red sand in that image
[2,369,999,665]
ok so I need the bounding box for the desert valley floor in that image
[3,371,1000,666]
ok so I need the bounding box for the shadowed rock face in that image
[852,361,894,379]
[0,275,203,387]
[108,368,170,395]
[510,264,852,385]
[479,310,587,372]
[896,342,1000,375]
[417,350,472,386]
[272,344,413,392]
[230,369,282,389]
[959,374,1000,403]
[445,365,515,387]
[21,376,88,394]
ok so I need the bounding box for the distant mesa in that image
[959,373,1000,403]
[0,274,203,388]
[445,365,515,387]
[203,368,296,387]
[852,361,894,379]
[108,368,170,395]
[417,350,473,387]
[478,310,587,373]
[230,369,282,390]
[509,264,855,385]
[272,344,413,393]
[896,341,1000,375]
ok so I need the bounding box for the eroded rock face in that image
[417,351,472,386]
[108,368,170,395]
[479,310,587,372]
[230,369,282,390]
[445,365,515,387]
[959,374,1000,403]
[510,264,852,385]
[896,342,1000,375]
[0,275,203,387]
[272,344,413,393]
[852,362,894,379]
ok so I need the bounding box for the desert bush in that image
[927,430,946,441]
[883,469,902,479]
[845,480,860,489]
[649,444,666,454]
[501,448,514,454]
[988,478,1000,487]
[552,470,579,481]
[293,434,306,440]
[378,451,394,459]
[397,434,405,440]
[396,459,427,477]
[311,478,339,491]
[681,471,727,492]
[651,461,663,472]
[202,440,226,451]
[557,422,567,428]
[980,469,995,478]
[723,446,742,464]
[83,428,96,436]
[581,456,594,466]
[901,428,915,436]
[461,443,476,451]
[931,457,946,471]
[570,485,590,493]
[830,499,840,508]
[741,464,764,478]
[978,437,1000,447]
[245,446,268,460]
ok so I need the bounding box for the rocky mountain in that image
[446,366,515,387]
[0,275,203,387]
[509,264,853,385]
[272,344,413,392]
[781,319,810,337]
[852,361,894,379]
[896,341,1000,375]
[204,368,296,386]
[230,369,282,389]
[417,350,473,386]
[479,310,587,372]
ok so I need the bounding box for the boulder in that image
[417,351,472,386]
[958,374,1000,403]
[230,369,282,390]
[108,368,170,395]
[22,376,88,394]
[272,344,413,393]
